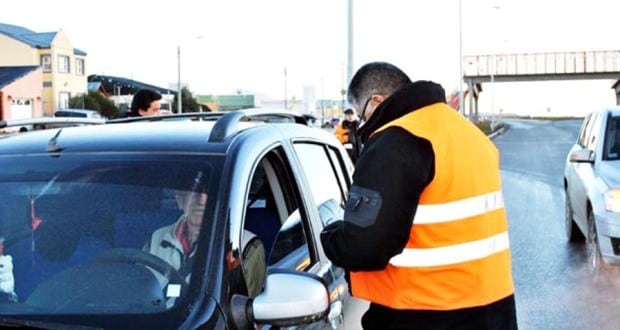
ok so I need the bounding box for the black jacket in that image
[321,80,442,271]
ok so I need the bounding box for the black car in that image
[0,109,358,329]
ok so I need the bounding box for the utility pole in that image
[177,45,182,114]
[321,77,325,125]
[459,0,464,117]
[284,67,288,109]
[341,62,346,111]
[347,0,354,84]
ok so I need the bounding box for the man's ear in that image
[370,94,386,108]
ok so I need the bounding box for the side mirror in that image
[230,270,329,329]
[569,149,594,163]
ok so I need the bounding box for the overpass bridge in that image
[462,50,620,117]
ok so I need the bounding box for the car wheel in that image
[565,188,585,242]
[587,211,604,277]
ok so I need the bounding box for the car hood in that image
[599,161,620,188]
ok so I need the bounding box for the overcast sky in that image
[2,0,619,114]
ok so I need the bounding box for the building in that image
[0,66,43,123]
[0,23,87,115]
[195,94,254,111]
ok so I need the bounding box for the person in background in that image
[334,108,361,163]
[320,61,517,329]
[125,88,162,117]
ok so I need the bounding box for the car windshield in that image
[0,153,217,315]
[605,115,620,160]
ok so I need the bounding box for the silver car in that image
[564,106,620,275]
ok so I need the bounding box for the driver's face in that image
[176,191,208,242]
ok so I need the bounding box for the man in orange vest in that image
[334,108,361,163]
[320,62,517,329]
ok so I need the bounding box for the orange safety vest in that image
[349,102,514,310]
[334,123,350,144]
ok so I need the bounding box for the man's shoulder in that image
[149,222,177,243]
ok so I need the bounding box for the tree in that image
[69,92,121,119]
[172,87,201,113]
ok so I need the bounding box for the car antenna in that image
[47,128,64,152]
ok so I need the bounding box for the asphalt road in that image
[343,119,620,330]
[496,119,620,330]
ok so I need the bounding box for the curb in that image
[488,124,509,140]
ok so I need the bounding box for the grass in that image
[475,120,505,135]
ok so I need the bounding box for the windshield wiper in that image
[0,317,102,329]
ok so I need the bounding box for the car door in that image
[289,141,362,330]
[240,146,342,329]
[566,113,591,225]
[572,113,602,226]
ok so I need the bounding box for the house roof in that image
[0,23,86,55]
[87,82,103,93]
[0,66,39,89]
[0,23,34,35]
[88,74,176,96]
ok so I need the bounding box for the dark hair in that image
[344,108,354,115]
[347,62,411,110]
[129,88,162,117]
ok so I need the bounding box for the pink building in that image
[0,66,43,122]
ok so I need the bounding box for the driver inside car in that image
[143,189,207,285]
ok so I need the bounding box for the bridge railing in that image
[464,50,620,77]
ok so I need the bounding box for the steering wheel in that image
[93,248,188,296]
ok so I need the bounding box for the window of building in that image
[76,58,85,75]
[58,55,70,73]
[41,55,52,72]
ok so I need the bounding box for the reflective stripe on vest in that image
[413,191,504,224]
[390,231,509,267]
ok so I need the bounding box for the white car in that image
[54,108,103,118]
[564,106,620,276]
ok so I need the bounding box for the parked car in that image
[564,106,620,276]
[0,109,358,329]
[54,108,103,119]
[0,116,105,132]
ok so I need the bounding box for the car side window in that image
[586,114,601,152]
[292,143,349,227]
[577,114,592,147]
[243,148,316,277]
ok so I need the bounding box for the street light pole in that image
[177,45,182,114]
[284,67,288,109]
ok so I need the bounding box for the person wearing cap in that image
[320,62,516,329]
[334,108,361,163]
[124,88,162,117]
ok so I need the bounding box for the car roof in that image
[606,107,620,116]
[590,106,620,117]
[0,109,330,155]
